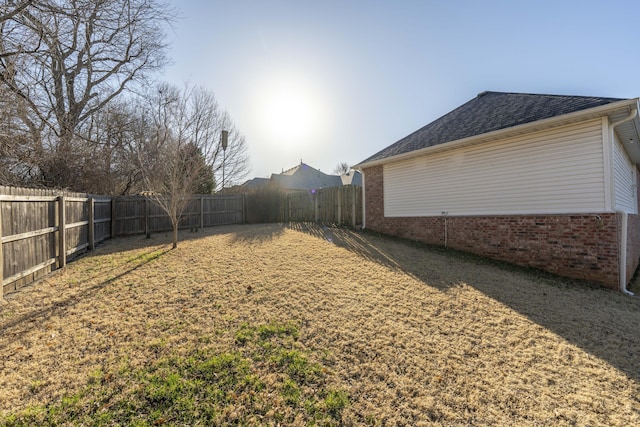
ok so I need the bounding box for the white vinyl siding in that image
[613,134,637,213]
[384,119,606,216]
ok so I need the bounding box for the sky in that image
[163,0,640,180]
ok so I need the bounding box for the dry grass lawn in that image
[1,223,639,425]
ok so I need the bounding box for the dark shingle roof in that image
[241,177,270,188]
[271,162,342,190]
[360,91,626,164]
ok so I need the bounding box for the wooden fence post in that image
[314,192,319,223]
[0,199,4,300]
[144,198,149,237]
[352,186,357,229]
[337,188,342,226]
[111,198,116,238]
[285,194,289,223]
[58,195,66,268]
[88,197,95,250]
[243,194,247,224]
[200,196,204,229]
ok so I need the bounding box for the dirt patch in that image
[1,223,639,425]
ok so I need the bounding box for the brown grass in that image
[1,223,639,426]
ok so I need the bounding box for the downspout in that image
[617,211,634,296]
[361,170,366,229]
[609,107,638,295]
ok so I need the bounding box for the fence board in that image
[1,188,245,297]
[94,199,112,243]
[279,186,362,226]
[0,187,62,295]
[1,183,365,298]
[0,202,3,298]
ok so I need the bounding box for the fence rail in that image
[1,186,245,297]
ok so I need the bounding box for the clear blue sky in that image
[164,0,640,180]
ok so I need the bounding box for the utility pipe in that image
[442,211,448,248]
[361,171,366,229]
[617,211,634,296]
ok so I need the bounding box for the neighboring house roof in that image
[358,91,630,166]
[241,177,270,189]
[271,162,342,191]
[237,164,362,193]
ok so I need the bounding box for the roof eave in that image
[353,97,639,170]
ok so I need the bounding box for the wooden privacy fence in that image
[0,186,112,297]
[1,187,245,297]
[112,195,245,235]
[284,185,362,227]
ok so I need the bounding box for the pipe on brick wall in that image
[618,211,635,296]
[442,211,448,248]
[610,107,638,296]
[361,171,366,229]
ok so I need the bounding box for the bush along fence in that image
[0,185,245,297]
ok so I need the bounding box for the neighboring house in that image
[224,177,270,194]
[241,177,271,189]
[231,163,362,194]
[271,162,361,192]
[353,91,640,292]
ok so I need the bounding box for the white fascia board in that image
[353,98,639,170]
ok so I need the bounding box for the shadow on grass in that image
[288,222,640,384]
[227,222,286,244]
[0,244,172,353]
[286,221,411,272]
[113,223,287,247]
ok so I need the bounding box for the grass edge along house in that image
[353,91,640,293]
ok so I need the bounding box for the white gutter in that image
[610,107,638,128]
[610,107,638,295]
[354,98,639,170]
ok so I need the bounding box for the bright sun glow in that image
[257,77,325,146]
[264,91,313,142]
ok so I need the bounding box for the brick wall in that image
[363,165,622,289]
[625,214,640,286]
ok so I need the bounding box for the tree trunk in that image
[172,223,178,249]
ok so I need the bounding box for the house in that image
[353,91,640,292]
[271,162,361,192]
[240,177,271,189]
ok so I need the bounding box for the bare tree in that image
[75,99,146,194]
[0,0,174,189]
[138,83,246,248]
[0,1,33,26]
[142,138,210,249]
[0,84,41,185]
[333,161,351,175]
[176,84,250,191]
